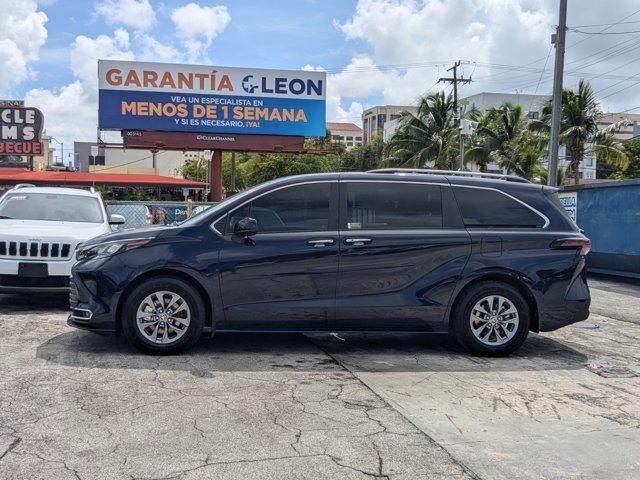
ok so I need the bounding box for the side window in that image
[453,187,545,228]
[228,183,331,233]
[345,182,442,230]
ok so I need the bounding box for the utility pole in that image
[548,0,568,186]
[438,60,472,170]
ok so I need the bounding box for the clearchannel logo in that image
[241,74,323,97]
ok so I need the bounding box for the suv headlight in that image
[76,238,152,261]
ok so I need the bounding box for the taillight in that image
[550,238,591,256]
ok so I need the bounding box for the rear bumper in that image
[538,298,590,332]
[538,261,591,332]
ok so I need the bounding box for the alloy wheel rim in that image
[136,290,191,344]
[469,295,519,346]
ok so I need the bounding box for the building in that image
[326,122,363,149]
[460,92,596,180]
[362,105,417,143]
[597,112,640,141]
[0,167,205,200]
[460,92,550,119]
[31,135,53,171]
[74,142,196,178]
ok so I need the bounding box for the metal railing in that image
[106,201,217,229]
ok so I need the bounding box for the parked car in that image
[0,185,124,293]
[69,170,591,356]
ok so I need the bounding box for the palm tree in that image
[465,103,542,176]
[531,80,628,184]
[385,91,457,169]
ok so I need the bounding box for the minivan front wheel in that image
[122,277,204,355]
[452,281,530,356]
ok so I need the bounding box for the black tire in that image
[122,277,205,355]
[451,281,530,356]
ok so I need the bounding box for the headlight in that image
[76,238,152,261]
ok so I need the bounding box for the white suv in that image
[0,185,124,293]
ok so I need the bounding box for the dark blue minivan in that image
[69,169,591,356]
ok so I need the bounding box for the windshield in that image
[0,193,104,223]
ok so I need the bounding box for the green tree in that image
[243,153,340,186]
[465,103,543,178]
[221,154,247,191]
[340,131,384,171]
[179,155,208,182]
[531,80,628,184]
[607,137,640,179]
[385,91,457,169]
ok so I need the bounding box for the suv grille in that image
[69,278,79,307]
[0,241,72,259]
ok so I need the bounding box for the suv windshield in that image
[0,193,104,223]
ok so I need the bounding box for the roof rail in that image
[367,168,531,184]
[12,183,36,189]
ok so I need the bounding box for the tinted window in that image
[345,183,442,230]
[453,187,545,228]
[228,183,331,233]
[0,193,103,223]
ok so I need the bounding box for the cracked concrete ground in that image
[1,275,639,479]
[311,275,640,480]
[0,295,473,480]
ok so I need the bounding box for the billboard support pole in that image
[209,150,223,202]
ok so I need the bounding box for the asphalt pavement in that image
[0,275,638,479]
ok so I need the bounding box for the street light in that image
[49,136,64,166]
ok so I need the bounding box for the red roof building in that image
[0,168,205,188]
[326,122,363,150]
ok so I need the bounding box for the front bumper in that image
[67,269,119,333]
[0,257,74,293]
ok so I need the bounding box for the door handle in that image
[344,238,372,246]
[306,239,335,247]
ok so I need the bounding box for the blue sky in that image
[6,0,640,160]
[26,1,358,93]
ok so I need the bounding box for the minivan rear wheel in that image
[452,281,530,356]
[122,277,204,355]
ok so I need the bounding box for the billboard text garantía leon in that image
[98,60,326,137]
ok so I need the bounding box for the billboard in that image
[98,60,326,137]
[0,106,43,168]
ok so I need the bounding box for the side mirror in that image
[233,217,258,238]
[109,214,126,225]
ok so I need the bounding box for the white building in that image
[74,141,197,178]
[326,122,363,149]
[460,92,596,180]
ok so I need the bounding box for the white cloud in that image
[70,29,133,86]
[94,0,156,32]
[328,0,553,120]
[0,0,47,95]
[171,3,231,61]
[25,29,134,149]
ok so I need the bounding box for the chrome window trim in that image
[208,178,549,235]
[452,184,550,229]
[209,180,337,237]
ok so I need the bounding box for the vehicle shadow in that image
[0,294,69,312]
[37,329,587,375]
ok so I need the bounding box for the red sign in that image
[122,130,306,153]
[0,141,42,155]
[0,106,44,161]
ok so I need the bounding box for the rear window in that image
[453,187,545,228]
[345,182,442,230]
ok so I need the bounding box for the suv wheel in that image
[452,281,530,356]
[122,277,204,355]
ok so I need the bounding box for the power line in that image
[570,28,640,35]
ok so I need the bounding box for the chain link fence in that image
[106,201,217,229]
